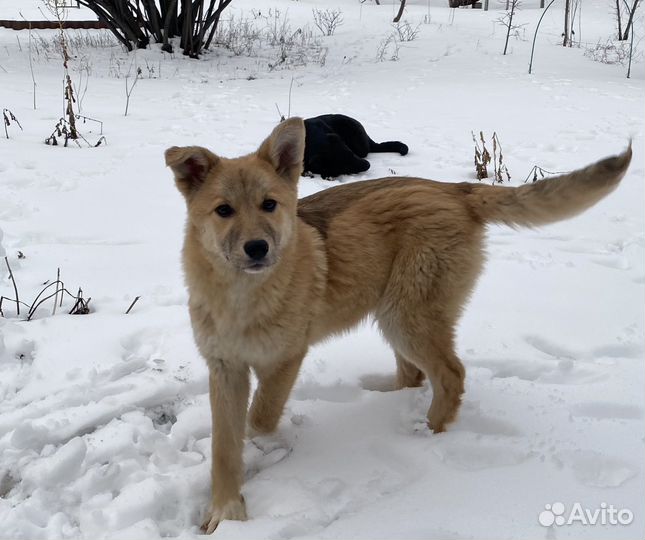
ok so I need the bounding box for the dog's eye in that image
[261,199,277,212]
[215,204,234,218]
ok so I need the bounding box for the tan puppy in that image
[165,119,631,532]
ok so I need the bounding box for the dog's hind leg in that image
[248,351,307,435]
[377,240,480,433]
[385,320,465,432]
[319,134,370,178]
[408,331,465,433]
[369,139,409,156]
[395,351,425,389]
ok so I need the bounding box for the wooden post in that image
[563,0,571,46]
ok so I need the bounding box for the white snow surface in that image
[0,0,644,538]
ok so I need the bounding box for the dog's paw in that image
[200,497,247,534]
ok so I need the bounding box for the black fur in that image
[303,114,408,179]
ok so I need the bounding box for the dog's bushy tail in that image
[369,140,409,156]
[466,145,632,228]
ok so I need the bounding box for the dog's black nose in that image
[244,239,269,261]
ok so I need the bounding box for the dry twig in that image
[125,296,141,314]
[3,109,23,139]
[472,131,491,180]
[4,257,20,316]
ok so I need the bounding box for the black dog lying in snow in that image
[303,114,409,179]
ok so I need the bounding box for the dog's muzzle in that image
[242,239,271,274]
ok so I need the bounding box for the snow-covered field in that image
[1,0,644,538]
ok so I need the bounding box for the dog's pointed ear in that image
[257,117,305,183]
[165,146,219,198]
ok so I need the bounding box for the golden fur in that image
[165,118,631,532]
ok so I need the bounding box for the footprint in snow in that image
[570,402,643,420]
[16,160,36,170]
[144,401,178,434]
[453,408,523,437]
[244,433,292,480]
[291,380,362,403]
[468,356,605,385]
[0,337,37,403]
[21,437,87,489]
[119,330,165,364]
[433,438,531,471]
[591,341,643,360]
[523,335,576,360]
[527,233,572,243]
[589,255,631,270]
[359,372,397,392]
[554,450,638,488]
[0,470,18,498]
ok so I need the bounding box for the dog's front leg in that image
[202,362,250,534]
[248,351,306,435]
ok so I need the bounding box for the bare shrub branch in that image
[392,21,421,42]
[1,264,93,320]
[4,257,20,316]
[312,8,344,36]
[2,109,23,139]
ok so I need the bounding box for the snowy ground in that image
[0,0,644,538]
